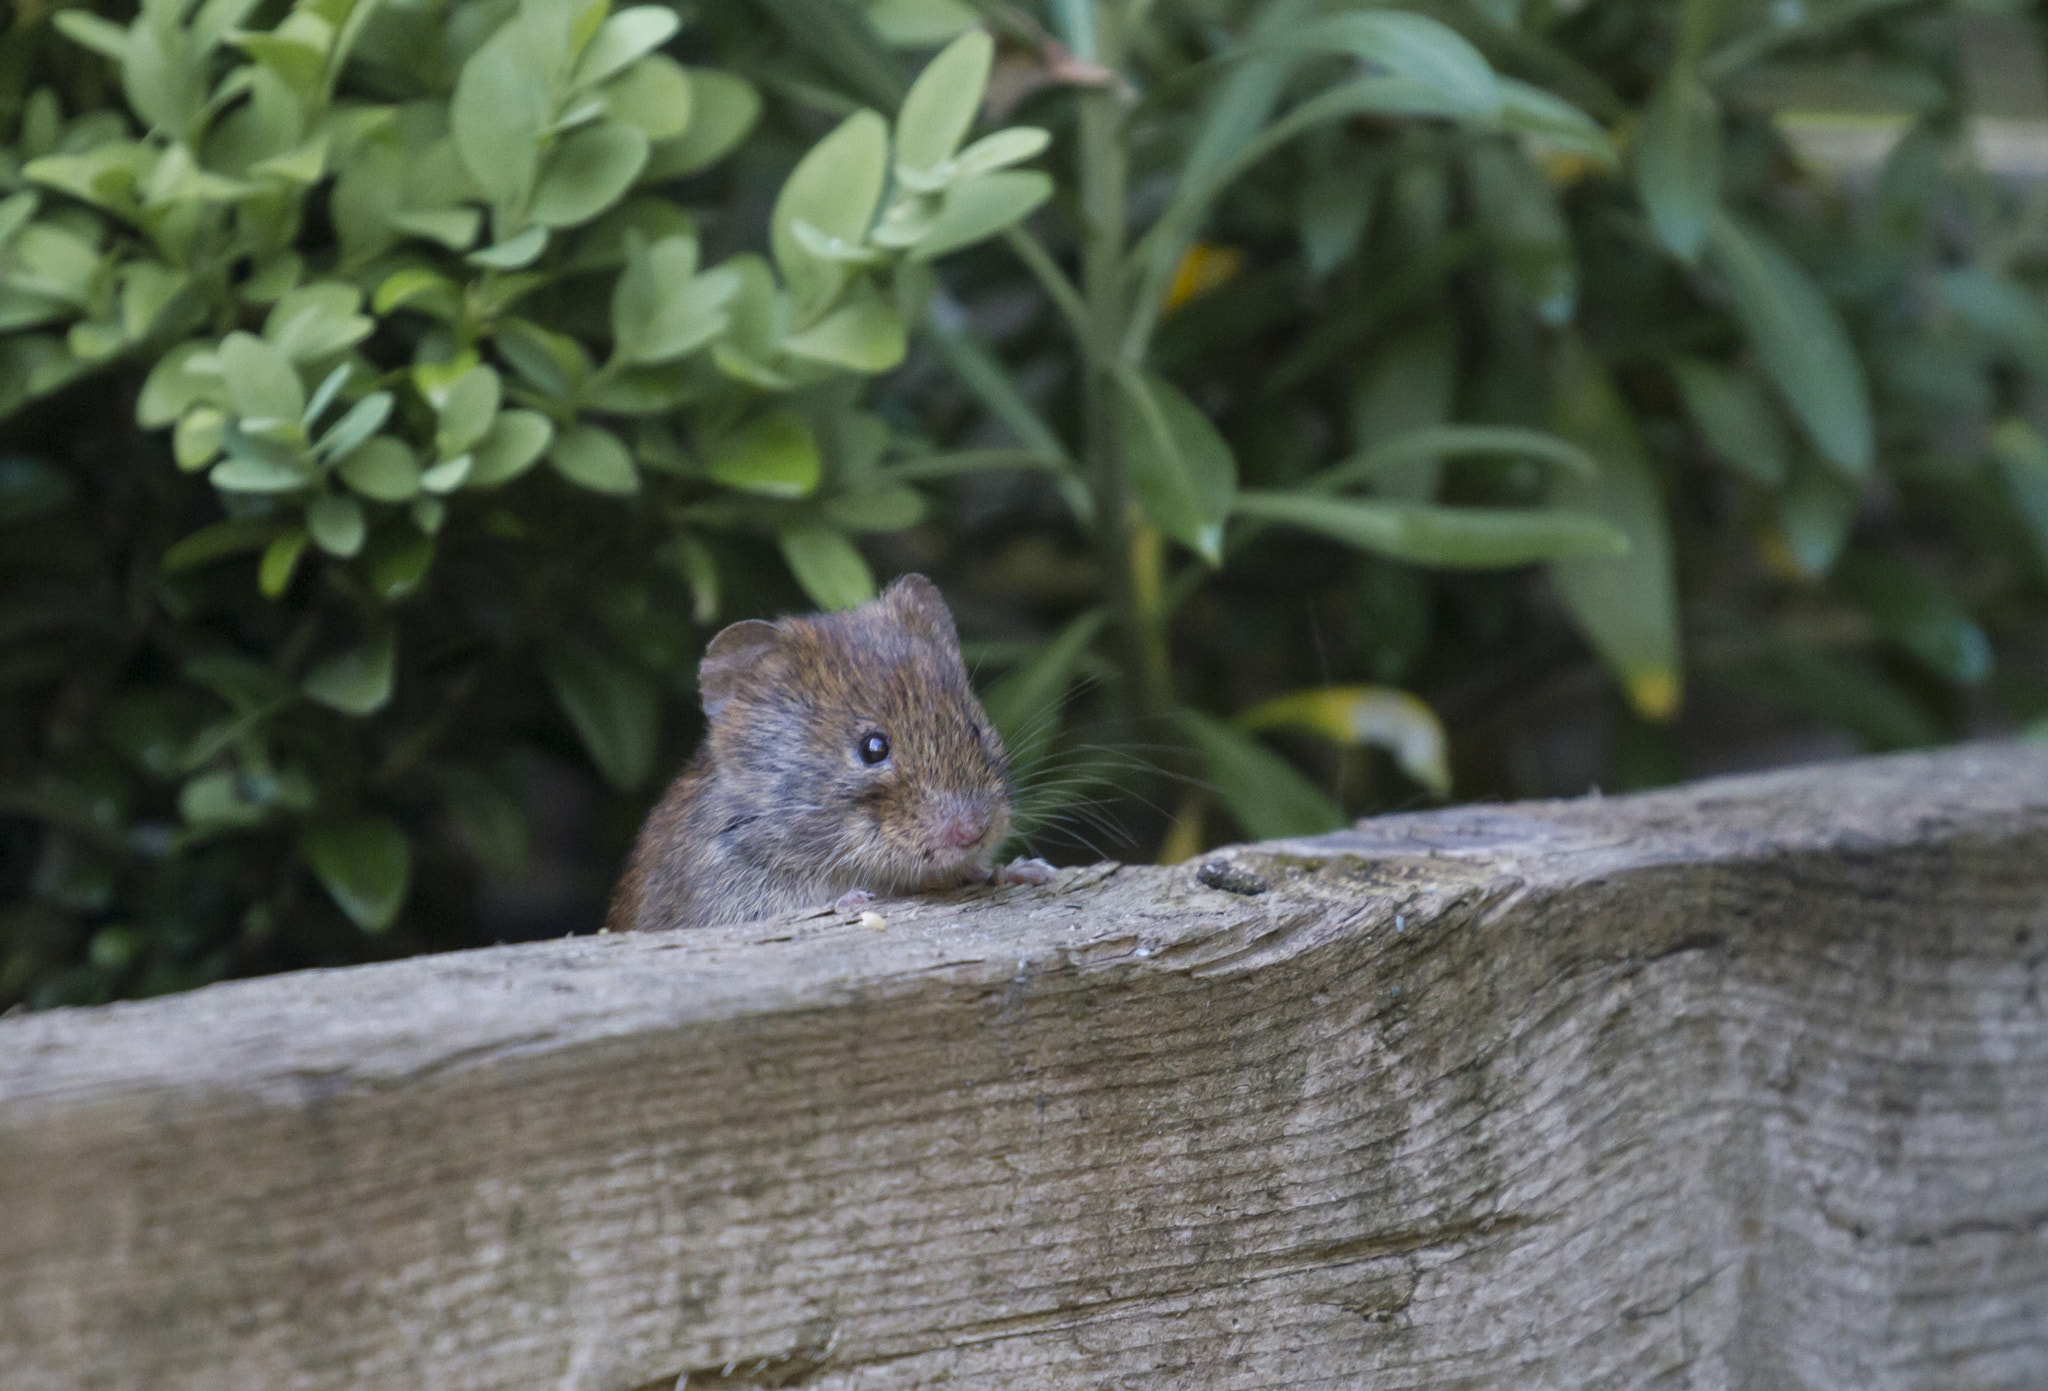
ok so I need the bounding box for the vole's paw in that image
[993,856,1057,886]
[833,888,878,913]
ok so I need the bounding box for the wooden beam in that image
[3,744,2046,1389]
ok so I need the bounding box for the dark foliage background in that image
[6,0,2047,1010]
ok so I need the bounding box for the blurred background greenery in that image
[5,0,2046,1010]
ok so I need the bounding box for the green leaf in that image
[1298,166,1375,279]
[1937,267,2048,381]
[825,484,925,531]
[1835,551,1991,686]
[436,366,501,457]
[543,642,658,791]
[603,54,694,140]
[259,529,309,597]
[644,70,761,179]
[1547,337,1684,722]
[952,128,1050,181]
[365,524,435,601]
[1990,417,2048,572]
[896,29,993,176]
[1671,358,1786,486]
[869,0,978,45]
[122,13,206,132]
[1233,491,1630,568]
[707,410,821,497]
[316,391,394,462]
[51,12,130,62]
[1116,371,1237,565]
[530,122,649,228]
[781,283,907,370]
[451,27,546,219]
[306,493,367,558]
[336,436,420,501]
[1497,78,1617,166]
[1273,13,1502,118]
[219,331,305,421]
[549,424,641,495]
[420,455,473,493]
[212,453,315,494]
[778,524,875,610]
[613,235,737,364]
[1634,74,1720,263]
[469,226,549,269]
[469,410,555,488]
[302,816,412,933]
[1308,424,1596,494]
[374,268,458,316]
[772,110,888,314]
[573,7,683,89]
[1706,212,1872,477]
[175,409,226,471]
[1176,709,1346,841]
[437,768,530,876]
[905,170,1054,261]
[1776,458,1856,578]
[160,517,281,572]
[302,631,397,715]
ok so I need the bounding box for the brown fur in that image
[605,575,1015,930]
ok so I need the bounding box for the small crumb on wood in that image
[858,911,887,931]
[1196,859,1268,895]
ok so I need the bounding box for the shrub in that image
[0,0,1053,1002]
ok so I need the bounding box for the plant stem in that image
[1076,0,1169,730]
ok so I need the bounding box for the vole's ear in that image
[882,573,959,650]
[699,619,783,719]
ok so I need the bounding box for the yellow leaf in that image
[1163,243,1244,314]
[1237,685,1450,795]
[1626,667,1682,723]
[1156,789,1207,865]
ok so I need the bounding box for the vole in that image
[605,574,1055,931]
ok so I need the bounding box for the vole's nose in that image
[936,804,992,848]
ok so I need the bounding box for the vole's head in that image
[698,574,1013,893]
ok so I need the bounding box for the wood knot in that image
[1196,859,1268,895]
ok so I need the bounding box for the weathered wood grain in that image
[2,744,2045,1390]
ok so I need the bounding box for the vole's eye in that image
[857,730,891,766]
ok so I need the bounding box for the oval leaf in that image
[530,122,649,228]
[549,424,641,495]
[896,29,993,175]
[906,170,1054,262]
[543,642,658,791]
[778,524,875,610]
[337,436,422,502]
[302,631,397,715]
[469,410,555,488]
[707,410,821,497]
[306,493,367,558]
[772,111,889,313]
[302,816,412,933]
